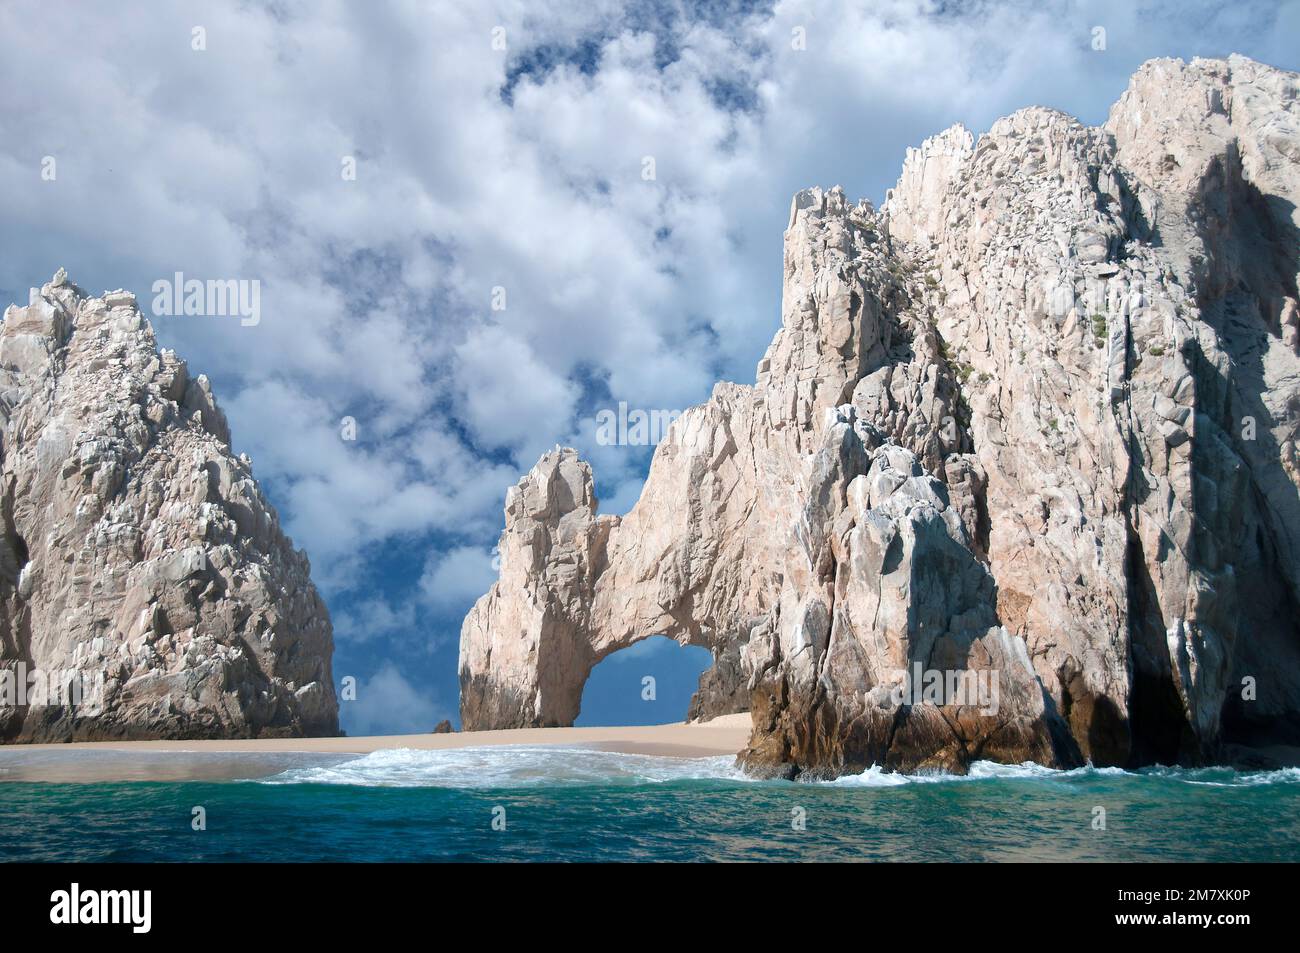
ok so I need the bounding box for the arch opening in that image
[574,635,712,727]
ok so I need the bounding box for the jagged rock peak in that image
[882,122,974,245]
[0,273,338,741]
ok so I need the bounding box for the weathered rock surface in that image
[461,55,1300,777]
[0,272,337,741]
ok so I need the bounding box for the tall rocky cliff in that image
[0,272,338,741]
[460,55,1300,778]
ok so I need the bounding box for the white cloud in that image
[339,663,450,736]
[332,597,420,647]
[420,545,499,610]
[453,324,580,460]
[219,380,503,584]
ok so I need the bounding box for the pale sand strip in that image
[6,713,753,759]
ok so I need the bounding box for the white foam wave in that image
[1137,764,1300,787]
[256,746,750,789]
[251,746,1300,790]
[831,760,1300,787]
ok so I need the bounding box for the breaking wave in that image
[256,746,749,788]
[830,760,1300,788]
[253,745,1300,790]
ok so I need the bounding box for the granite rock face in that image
[0,272,337,741]
[461,55,1300,777]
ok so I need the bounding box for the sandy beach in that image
[0,714,754,782]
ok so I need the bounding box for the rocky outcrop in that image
[461,55,1300,777]
[0,272,338,741]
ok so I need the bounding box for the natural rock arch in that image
[457,407,771,731]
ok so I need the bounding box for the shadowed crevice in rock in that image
[1123,523,1196,766]
[686,636,751,722]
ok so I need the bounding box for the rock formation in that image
[0,271,337,741]
[460,55,1300,777]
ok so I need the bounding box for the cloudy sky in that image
[2,0,1297,733]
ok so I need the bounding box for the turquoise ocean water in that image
[1,747,1297,862]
